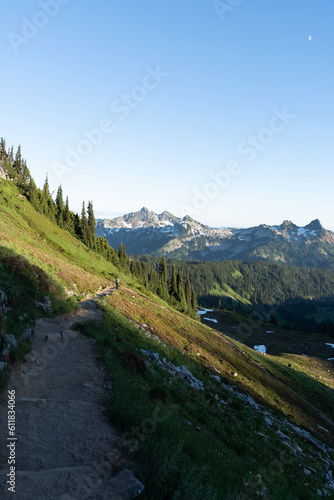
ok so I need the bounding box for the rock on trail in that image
[0,287,144,499]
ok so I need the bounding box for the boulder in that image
[325,470,334,490]
[21,328,32,341]
[4,334,17,348]
[175,365,193,378]
[276,430,290,441]
[0,362,5,371]
[95,468,144,499]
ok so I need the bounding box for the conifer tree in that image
[63,196,72,231]
[159,257,167,285]
[9,146,14,163]
[118,243,128,268]
[26,177,38,207]
[13,145,23,177]
[55,185,64,226]
[81,201,89,244]
[176,268,186,306]
[169,265,178,300]
[191,287,198,311]
[20,159,31,186]
[74,213,82,238]
[157,256,169,299]
[40,175,50,214]
[0,138,6,160]
[184,276,192,307]
[87,201,96,249]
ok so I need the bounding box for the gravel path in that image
[0,288,144,499]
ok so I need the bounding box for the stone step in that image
[0,467,144,500]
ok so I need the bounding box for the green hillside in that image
[1,178,334,498]
[0,179,119,295]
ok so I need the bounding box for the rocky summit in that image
[97,209,334,267]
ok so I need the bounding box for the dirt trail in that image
[0,287,144,499]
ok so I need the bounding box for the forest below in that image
[140,256,334,337]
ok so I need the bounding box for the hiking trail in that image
[0,287,144,499]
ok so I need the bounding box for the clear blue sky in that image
[1,1,334,229]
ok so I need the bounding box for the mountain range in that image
[96,207,334,268]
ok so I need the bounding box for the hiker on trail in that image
[116,278,119,290]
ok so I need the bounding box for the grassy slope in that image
[107,287,334,444]
[0,179,120,294]
[1,178,334,497]
[81,298,334,498]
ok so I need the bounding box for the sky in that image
[1,0,334,230]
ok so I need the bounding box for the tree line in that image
[140,255,334,336]
[129,256,197,315]
[1,138,119,265]
[1,138,198,316]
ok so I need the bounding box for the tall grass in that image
[79,304,330,499]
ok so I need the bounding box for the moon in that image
[308,35,312,41]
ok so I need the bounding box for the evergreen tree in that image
[9,146,14,163]
[63,196,73,231]
[87,201,96,249]
[26,177,38,207]
[176,268,186,306]
[40,175,51,215]
[159,256,167,285]
[81,201,89,244]
[184,276,192,307]
[13,145,23,177]
[158,257,169,299]
[169,265,178,300]
[73,213,82,238]
[118,243,128,268]
[20,159,31,186]
[0,138,6,160]
[55,185,64,225]
[191,287,198,311]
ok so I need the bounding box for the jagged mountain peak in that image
[304,219,323,231]
[96,210,334,268]
[280,220,297,230]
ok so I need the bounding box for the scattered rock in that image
[324,470,334,490]
[276,430,290,441]
[3,333,17,348]
[0,290,10,313]
[176,365,193,378]
[21,328,32,341]
[292,443,303,456]
[36,296,52,312]
[98,468,144,499]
